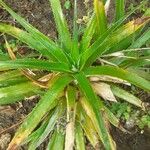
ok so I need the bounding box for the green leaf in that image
[71,0,79,62]
[0,70,22,81]
[77,103,99,148]
[84,66,150,91]
[0,76,28,88]
[115,0,125,21]
[0,70,27,88]
[65,86,76,150]
[94,0,108,35]
[74,72,113,150]
[7,75,72,149]
[49,0,72,52]
[129,27,150,48]
[127,68,150,81]
[0,2,68,63]
[0,59,71,73]
[120,57,150,68]
[0,51,9,61]
[79,15,96,53]
[75,123,85,150]
[64,0,71,10]
[81,7,139,60]
[47,130,65,150]
[80,17,150,68]
[144,8,150,16]
[29,101,65,149]
[103,106,127,132]
[0,23,68,62]
[23,119,49,145]
[111,85,143,108]
[0,81,41,105]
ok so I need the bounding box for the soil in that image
[0,0,150,150]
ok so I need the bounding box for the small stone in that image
[125,119,135,130]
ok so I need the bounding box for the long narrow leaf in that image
[75,123,85,150]
[49,0,72,52]
[79,1,147,54]
[111,85,143,108]
[47,130,65,150]
[0,81,41,105]
[74,72,113,150]
[129,27,150,48]
[0,59,71,73]
[29,101,65,149]
[65,86,76,150]
[0,70,23,81]
[0,23,57,60]
[0,1,68,63]
[115,0,125,21]
[80,17,150,68]
[103,106,127,132]
[94,0,108,35]
[84,66,150,91]
[7,75,72,149]
[71,0,79,62]
[79,15,96,53]
[77,102,99,148]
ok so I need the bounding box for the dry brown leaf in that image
[92,82,117,102]
[65,121,75,150]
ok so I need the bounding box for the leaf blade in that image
[49,0,72,52]
[74,72,113,150]
[7,75,72,149]
[0,59,71,73]
[84,66,150,91]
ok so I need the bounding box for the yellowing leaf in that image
[90,75,131,85]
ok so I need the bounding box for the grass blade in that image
[71,0,79,62]
[79,15,96,53]
[0,70,27,87]
[120,57,150,68]
[0,23,68,62]
[0,23,54,59]
[25,121,48,147]
[127,68,150,81]
[79,0,147,54]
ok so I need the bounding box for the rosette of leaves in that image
[0,0,150,149]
